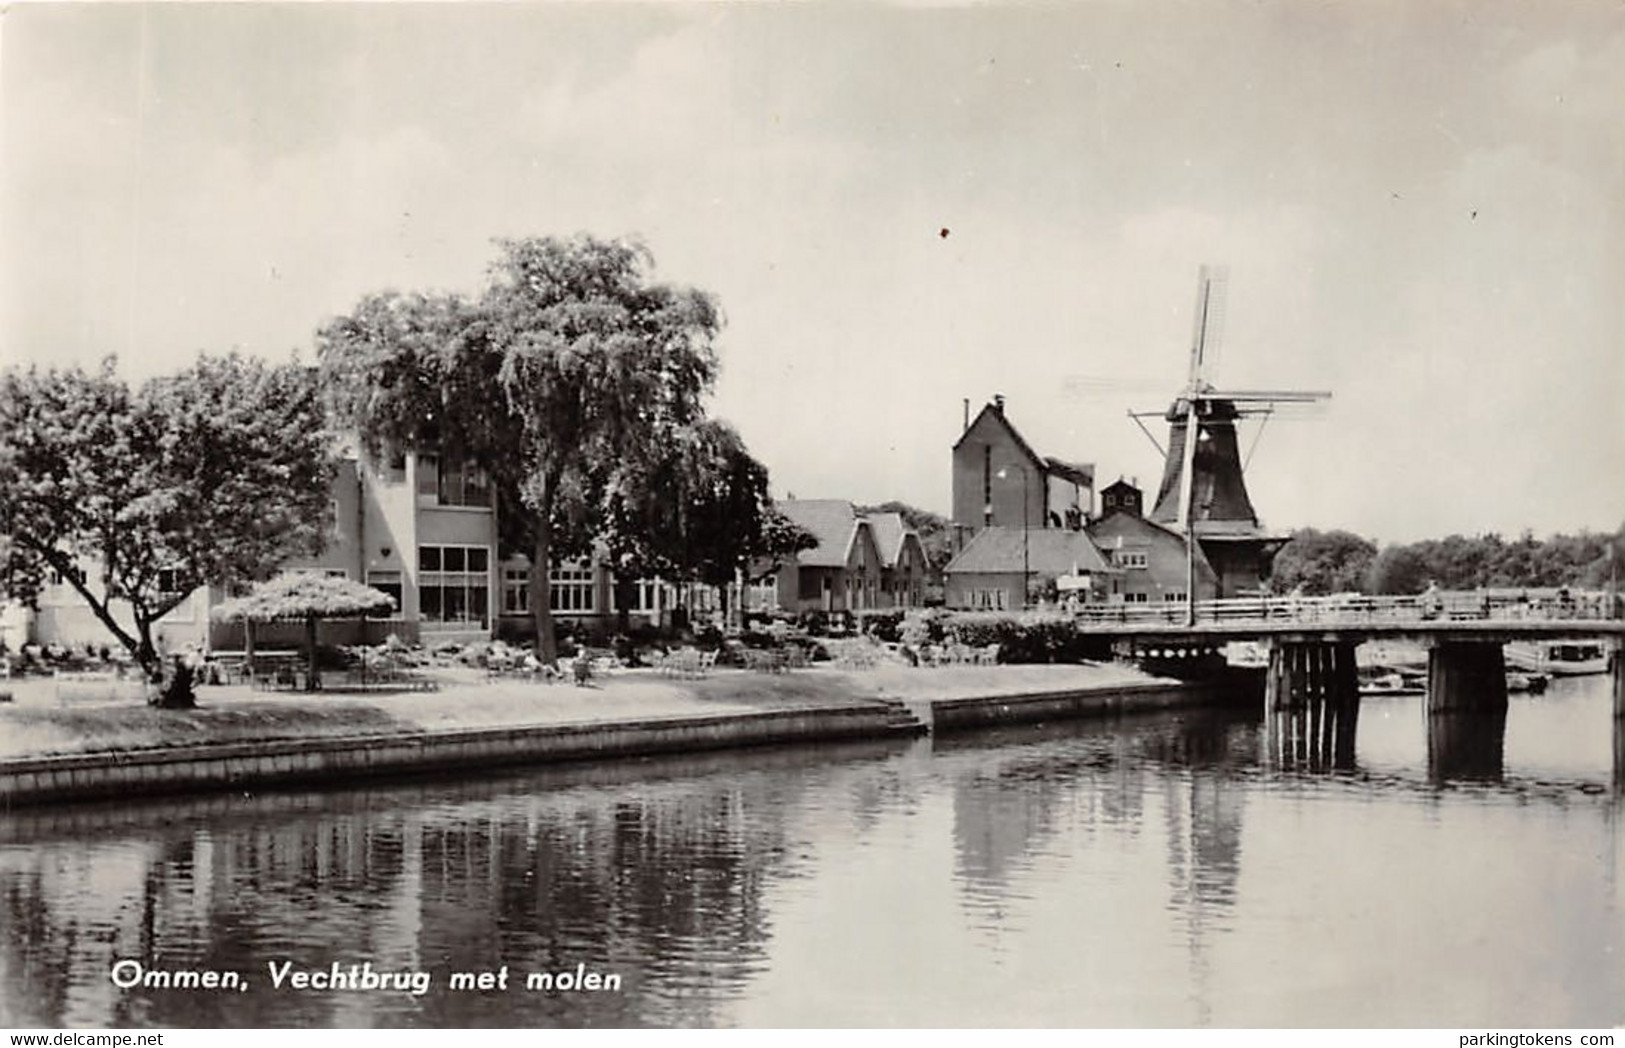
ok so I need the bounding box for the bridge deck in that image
[1072,592,1625,645]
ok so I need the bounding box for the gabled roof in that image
[945,526,1114,577]
[862,512,920,568]
[951,401,1046,470]
[1101,476,1141,495]
[777,499,864,568]
[953,400,1094,489]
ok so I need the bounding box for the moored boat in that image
[1505,640,1609,676]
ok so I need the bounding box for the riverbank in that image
[0,662,1217,805]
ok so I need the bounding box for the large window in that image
[968,587,1007,611]
[416,455,490,508]
[549,563,596,613]
[1114,550,1149,570]
[499,563,601,614]
[612,578,664,614]
[418,545,490,626]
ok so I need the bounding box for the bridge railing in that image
[1072,590,1621,628]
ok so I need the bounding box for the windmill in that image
[1129,266,1330,613]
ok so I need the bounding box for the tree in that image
[319,235,726,663]
[1269,528,1377,594]
[620,420,814,618]
[1365,545,1430,595]
[0,356,336,700]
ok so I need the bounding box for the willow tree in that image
[600,419,814,629]
[317,235,721,663]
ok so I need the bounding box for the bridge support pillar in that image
[1264,640,1360,711]
[1427,710,1508,784]
[1425,641,1507,715]
[1612,643,1625,720]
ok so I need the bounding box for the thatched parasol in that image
[214,573,396,691]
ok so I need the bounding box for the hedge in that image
[878,608,1112,664]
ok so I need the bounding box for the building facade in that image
[1086,478,1218,605]
[12,445,719,654]
[748,500,928,614]
[943,526,1116,610]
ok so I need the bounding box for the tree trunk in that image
[244,619,257,684]
[136,618,162,683]
[304,614,320,691]
[613,575,636,635]
[529,514,559,666]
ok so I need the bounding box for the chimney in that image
[962,398,970,432]
[993,393,1005,412]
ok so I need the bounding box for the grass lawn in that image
[0,661,1169,760]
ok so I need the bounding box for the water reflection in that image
[1,686,1620,1028]
[0,742,909,1028]
[1615,721,1624,797]
[1264,699,1359,773]
[1427,711,1509,784]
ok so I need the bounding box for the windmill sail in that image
[1134,265,1330,598]
[1187,264,1228,389]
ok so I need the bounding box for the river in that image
[1,676,1620,1028]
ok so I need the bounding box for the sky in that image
[2,1,1621,544]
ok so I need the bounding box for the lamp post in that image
[997,465,1031,609]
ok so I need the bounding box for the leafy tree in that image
[1269,528,1377,594]
[0,356,336,699]
[318,235,729,663]
[600,420,814,628]
[1365,545,1430,595]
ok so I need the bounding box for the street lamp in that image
[997,465,1031,609]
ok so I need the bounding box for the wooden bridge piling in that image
[1264,640,1360,712]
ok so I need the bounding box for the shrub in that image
[857,608,907,642]
[798,609,855,636]
[899,607,949,648]
[933,611,1099,664]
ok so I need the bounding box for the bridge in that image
[1071,591,1625,719]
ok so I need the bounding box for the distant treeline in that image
[1270,525,1625,596]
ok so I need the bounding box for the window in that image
[612,578,665,613]
[367,571,403,616]
[968,588,1007,611]
[549,563,596,613]
[747,575,779,610]
[1163,591,1187,602]
[503,568,530,615]
[1114,550,1149,570]
[982,446,992,520]
[49,565,87,588]
[1126,592,1149,603]
[417,455,440,500]
[419,454,489,508]
[156,568,187,595]
[417,544,490,626]
[437,459,490,508]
